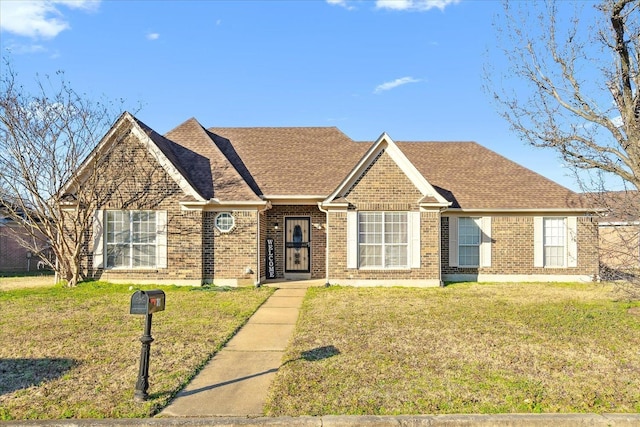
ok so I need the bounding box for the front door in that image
[285,217,310,273]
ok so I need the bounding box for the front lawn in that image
[265,282,640,415]
[0,282,273,420]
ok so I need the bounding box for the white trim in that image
[129,124,204,201]
[567,216,578,268]
[156,210,168,269]
[333,279,442,288]
[99,278,204,286]
[446,208,595,214]
[180,200,269,211]
[410,211,421,268]
[62,112,204,202]
[92,210,104,268]
[481,216,492,267]
[214,212,235,233]
[448,216,459,267]
[264,195,325,205]
[324,132,449,207]
[533,216,544,267]
[346,211,358,269]
[443,274,594,283]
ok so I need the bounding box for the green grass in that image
[0,281,274,420]
[265,282,640,416]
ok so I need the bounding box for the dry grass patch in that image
[265,282,640,416]
[0,282,274,420]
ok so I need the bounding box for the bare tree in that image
[486,0,639,295]
[0,63,126,286]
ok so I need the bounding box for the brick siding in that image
[441,215,599,277]
[264,205,327,279]
[329,150,441,283]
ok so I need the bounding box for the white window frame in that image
[533,216,577,268]
[458,217,481,267]
[543,217,565,267]
[214,212,235,233]
[93,209,167,269]
[358,212,409,269]
[448,216,492,268]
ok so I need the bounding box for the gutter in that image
[317,202,331,287]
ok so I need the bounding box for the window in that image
[533,216,577,268]
[543,217,565,267]
[215,212,235,232]
[358,212,408,268]
[448,216,491,268]
[105,210,157,268]
[458,217,481,267]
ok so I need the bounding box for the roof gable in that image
[64,112,204,201]
[165,118,261,202]
[325,133,450,207]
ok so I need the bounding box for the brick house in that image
[595,191,639,278]
[0,207,51,273]
[76,112,599,286]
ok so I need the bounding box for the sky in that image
[0,0,616,192]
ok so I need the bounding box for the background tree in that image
[486,0,639,295]
[0,63,126,287]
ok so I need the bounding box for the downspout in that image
[255,203,271,287]
[438,206,448,287]
[317,202,330,287]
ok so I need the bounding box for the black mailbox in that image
[130,290,165,315]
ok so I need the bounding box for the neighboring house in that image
[595,191,640,278]
[0,207,51,273]
[70,112,599,286]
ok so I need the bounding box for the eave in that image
[262,195,325,205]
[180,199,271,211]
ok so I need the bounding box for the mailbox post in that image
[130,290,165,402]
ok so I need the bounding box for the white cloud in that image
[376,0,460,11]
[146,32,160,41]
[374,76,421,94]
[326,0,355,10]
[0,0,100,39]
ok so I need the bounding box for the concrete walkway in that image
[160,280,321,418]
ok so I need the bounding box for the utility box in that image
[130,290,165,315]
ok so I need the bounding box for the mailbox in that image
[130,290,165,315]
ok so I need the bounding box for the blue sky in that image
[0,0,602,191]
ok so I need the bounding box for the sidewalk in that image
[160,280,321,418]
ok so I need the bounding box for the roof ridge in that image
[166,118,262,201]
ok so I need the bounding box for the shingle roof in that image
[397,141,580,210]
[206,127,368,196]
[134,113,584,210]
[165,119,262,201]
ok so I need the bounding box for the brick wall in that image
[0,225,30,272]
[264,205,327,279]
[84,131,205,284]
[328,150,441,283]
[210,210,258,284]
[441,215,599,278]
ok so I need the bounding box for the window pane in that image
[459,246,479,267]
[386,244,407,267]
[107,244,130,268]
[543,218,565,267]
[459,217,480,245]
[133,244,156,268]
[458,217,481,266]
[359,245,381,268]
[358,212,408,268]
[105,210,158,268]
[385,212,407,244]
